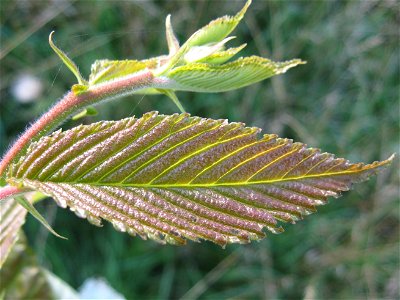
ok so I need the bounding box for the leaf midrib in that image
[14,168,373,188]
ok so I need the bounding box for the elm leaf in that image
[6,112,393,246]
[166,57,305,92]
[196,44,247,65]
[184,0,251,47]
[89,58,161,85]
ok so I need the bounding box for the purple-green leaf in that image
[6,112,393,246]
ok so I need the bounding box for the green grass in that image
[1,1,399,299]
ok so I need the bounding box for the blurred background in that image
[1,0,399,299]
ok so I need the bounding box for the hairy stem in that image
[0,70,158,181]
[0,186,30,201]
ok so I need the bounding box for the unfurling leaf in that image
[185,0,251,47]
[72,0,304,113]
[88,58,161,86]
[6,112,393,246]
[165,14,180,56]
[166,57,305,93]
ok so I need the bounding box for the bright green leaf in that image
[166,56,306,92]
[157,0,252,75]
[184,0,251,47]
[7,112,393,247]
[89,58,161,85]
[196,44,247,65]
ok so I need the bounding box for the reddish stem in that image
[0,70,157,180]
[0,186,29,201]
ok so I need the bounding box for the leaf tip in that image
[49,31,87,86]
[238,0,252,19]
[165,14,180,56]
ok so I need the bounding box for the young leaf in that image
[166,57,305,92]
[185,0,251,47]
[196,44,247,65]
[89,58,161,85]
[156,0,252,74]
[49,31,87,86]
[6,112,393,246]
[165,14,180,56]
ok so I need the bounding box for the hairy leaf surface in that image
[167,57,304,92]
[89,58,161,85]
[7,112,393,246]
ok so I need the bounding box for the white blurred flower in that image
[11,73,43,103]
[79,277,125,300]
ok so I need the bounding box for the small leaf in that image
[89,58,161,85]
[7,113,393,246]
[15,196,66,240]
[185,0,251,47]
[165,14,180,56]
[72,107,98,121]
[166,57,306,92]
[49,31,87,85]
[197,44,247,65]
[156,0,252,74]
[184,36,236,63]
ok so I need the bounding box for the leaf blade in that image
[166,57,306,92]
[7,113,393,246]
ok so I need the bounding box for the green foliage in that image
[167,57,304,92]
[0,0,398,299]
[7,112,393,246]
[49,31,87,86]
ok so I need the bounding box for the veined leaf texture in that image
[8,112,393,246]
